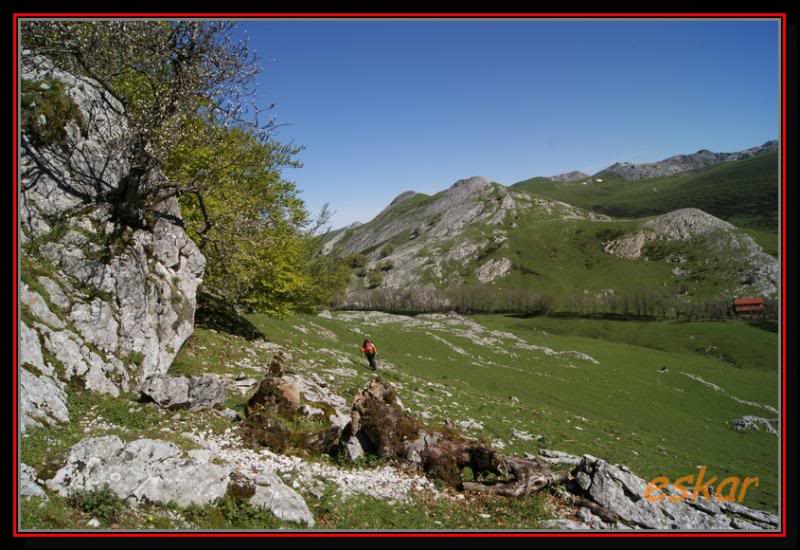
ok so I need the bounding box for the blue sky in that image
[240,19,779,229]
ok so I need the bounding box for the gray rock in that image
[46,436,231,507]
[548,171,590,182]
[19,59,206,409]
[20,463,48,499]
[36,276,71,310]
[19,367,69,431]
[538,519,591,530]
[538,449,583,467]
[139,374,228,410]
[341,433,367,462]
[249,473,315,527]
[569,455,780,530]
[21,284,64,329]
[475,257,512,283]
[216,408,242,422]
[86,518,100,528]
[720,501,779,526]
[730,416,779,436]
[69,299,119,354]
[20,322,51,376]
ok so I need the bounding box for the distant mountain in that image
[548,171,590,182]
[512,142,779,237]
[599,141,777,181]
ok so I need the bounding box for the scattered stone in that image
[87,518,101,528]
[730,416,778,436]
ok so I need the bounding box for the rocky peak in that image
[449,176,493,192]
[388,191,418,207]
[548,171,590,182]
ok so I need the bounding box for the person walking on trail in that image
[360,339,378,371]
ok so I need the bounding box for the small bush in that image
[67,485,125,524]
[379,244,394,258]
[378,260,394,272]
[347,254,368,269]
[367,270,383,288]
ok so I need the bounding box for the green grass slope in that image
[234,312,779,513]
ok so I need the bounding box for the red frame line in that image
[11,11,788,540]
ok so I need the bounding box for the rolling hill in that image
[511,143,779,254]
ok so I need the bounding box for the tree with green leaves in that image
[21,20,349,314]
[21,20,266,227]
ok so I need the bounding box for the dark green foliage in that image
[347,254,368,268]
[67,485,125,524]
[193,291,266,340]
[367,270,383,288]
[378,260,394,272]
[379,244,395,258]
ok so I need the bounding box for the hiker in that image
[360,339,378,371]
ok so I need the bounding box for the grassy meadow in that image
[206,311,780,512]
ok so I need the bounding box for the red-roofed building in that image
[732,297,765,317]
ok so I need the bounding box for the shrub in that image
[378,260,394,272]
[347,254,368,269]
[67,485,125,524]
[379,244,394,258]
[367,270,383,288]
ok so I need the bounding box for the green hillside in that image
[512,151,779,254]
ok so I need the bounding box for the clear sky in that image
[240,19,779,229]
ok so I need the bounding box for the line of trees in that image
[332,287,556,315]
[333,286,778,321]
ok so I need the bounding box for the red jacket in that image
[361,343,376,355]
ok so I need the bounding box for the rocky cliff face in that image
[19,59,205,431]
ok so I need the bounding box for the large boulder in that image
[45,436,231,507]
[569,455,779,530]
[139,374,229,410]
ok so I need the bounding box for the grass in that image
[309,484,554,529]
[496,316,779,372]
